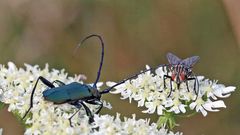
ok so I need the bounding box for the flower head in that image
[107,65,236,117]
[0,62,108,134]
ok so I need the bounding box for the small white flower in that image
[107,65,236,117]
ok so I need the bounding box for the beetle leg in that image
[70,101,94,124]
[68,101,83,127]
[52,80,65,86]
[69,101,95,126]
[22,76,55,120]
[68,108,81,127]
[85,100,103,114]
[80,102,94,123]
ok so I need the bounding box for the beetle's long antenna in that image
[100,64,167,94]
[74,34,104,88]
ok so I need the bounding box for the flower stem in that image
[0,102,5,110]
[157,112,178,130]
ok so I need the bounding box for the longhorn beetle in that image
[22,34,106,126]
[163,52,200,97]
[21,34,154,126]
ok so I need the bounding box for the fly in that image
[163,52,200,97]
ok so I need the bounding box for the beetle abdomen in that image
[43,82,92,104]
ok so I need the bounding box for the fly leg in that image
[194,77,199,100]
[164,75,173,97]
[22,76,55,120]
[163,75,172,88]
[186,77,197,95]
[168,79,173,97]
[185,79,190,92]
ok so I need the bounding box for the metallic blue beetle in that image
[22,34,153,126]
[22,35,108,126]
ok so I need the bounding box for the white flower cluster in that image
[0,62,101,134]
[107,65,235,117]
[92,114,182,135]
[0,62,181,135]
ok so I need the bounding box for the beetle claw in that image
[69,118,73,127]
[88,117,95,124]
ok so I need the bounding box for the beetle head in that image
[90,87,101,99]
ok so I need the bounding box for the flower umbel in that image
[0,62,181,135]
[107,65,235,118]
[0,62,104,134]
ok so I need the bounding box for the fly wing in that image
[166,52,182,65]
[181,56,200,68]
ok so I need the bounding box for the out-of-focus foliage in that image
[0,0,239,135]
[0,102,5,110]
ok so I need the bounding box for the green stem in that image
[157,112,178,130]
[0,102,5,110]
[12,110,32,128]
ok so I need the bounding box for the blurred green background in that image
[0,0,239,135]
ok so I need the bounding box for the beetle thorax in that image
[89,87,101,98]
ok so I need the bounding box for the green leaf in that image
[0,102,5,110]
